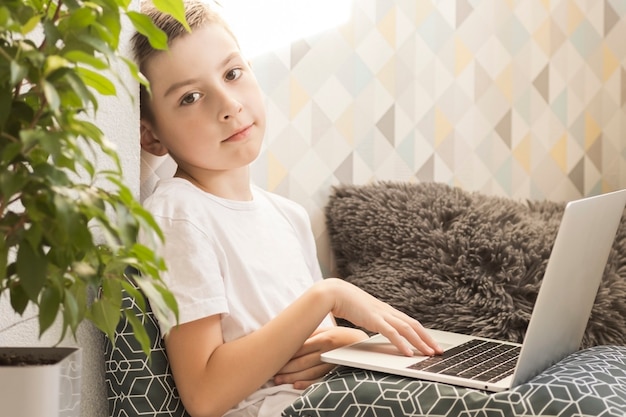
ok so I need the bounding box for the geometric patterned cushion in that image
[282,345,626,417]
[104,275,190,417]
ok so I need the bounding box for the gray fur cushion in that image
[325,181,626,347]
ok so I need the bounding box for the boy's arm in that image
[273,326,369,388]
[165,278,441,417]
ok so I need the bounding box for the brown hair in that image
[131,0,238,123]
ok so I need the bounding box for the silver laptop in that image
[322,189,626,392]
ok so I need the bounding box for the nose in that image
[217,92,243,122]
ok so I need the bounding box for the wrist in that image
[318,278,343,312]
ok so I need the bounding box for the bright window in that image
[217,0,353,57]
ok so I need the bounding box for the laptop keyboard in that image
[407,338,521,383]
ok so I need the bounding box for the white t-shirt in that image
[141,178,333,416]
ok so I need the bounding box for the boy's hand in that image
[323,278,444,357]
[273,327,368,389]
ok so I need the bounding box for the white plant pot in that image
[0,347,82,417]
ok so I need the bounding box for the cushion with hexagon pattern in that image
[283,345,626,417]
[103,275,189,417]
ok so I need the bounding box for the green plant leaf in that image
[0,147,28,191]
[61,0,82,11]
[96,8,122,48]
[16,241,47,302]
[44,55,71,77]
[63,287,81,333]
[64,71,98,110]
[42,80,61,112]
[63,278,88,336]
[135,206,165,242]
[77,32,115,58]
[39,285,61,335]
[134,277,176,333]
[67,118,106,146]
[21,14,41,35]
[9,283,29,316]
[64,50,108,70]
[76,67,117,96]
[155,283,179,319]
[151,0,190,32]
[88,297,121,341]
[46,192,91,250]
[101,276,123,315]
[0,7,11,30]
[120,279,146,312]
[129,243,167,278]
[0,90,10,129]
[42,16,62,45]
[67,6,97,30]
[124,310,152,357]
[5,100,34,131]
[121,55,150,93]
[9,61,28,87]
[112,0,132,10]
[126,11,168,50]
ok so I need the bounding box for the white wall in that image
[0,4,140,416]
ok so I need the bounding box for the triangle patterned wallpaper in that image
[141,0,626,272]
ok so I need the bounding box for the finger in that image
[394,311,443,354]
[371,313,432,357]
[387,313,442,356]
[409,320,443,355]
[292,378,323,390]
[277,351,319,375]
[378,324,417,357]
[310,327,332,337]
[290,328,334,359]
[274,363,334,386]
[291,336,323,359]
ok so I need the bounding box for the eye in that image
[180,92,202,106]
[225,68,242,81]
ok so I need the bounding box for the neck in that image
[174,167,253,201]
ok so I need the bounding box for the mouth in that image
[223,124,253,142]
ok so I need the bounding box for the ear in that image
[140,120,169,156]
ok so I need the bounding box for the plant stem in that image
[0,314,38,335]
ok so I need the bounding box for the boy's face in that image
[141,24,266,175]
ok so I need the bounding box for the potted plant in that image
[0,0,188,415]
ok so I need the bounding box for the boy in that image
[133,2,442,416]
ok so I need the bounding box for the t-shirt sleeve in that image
[152,216,229,335]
